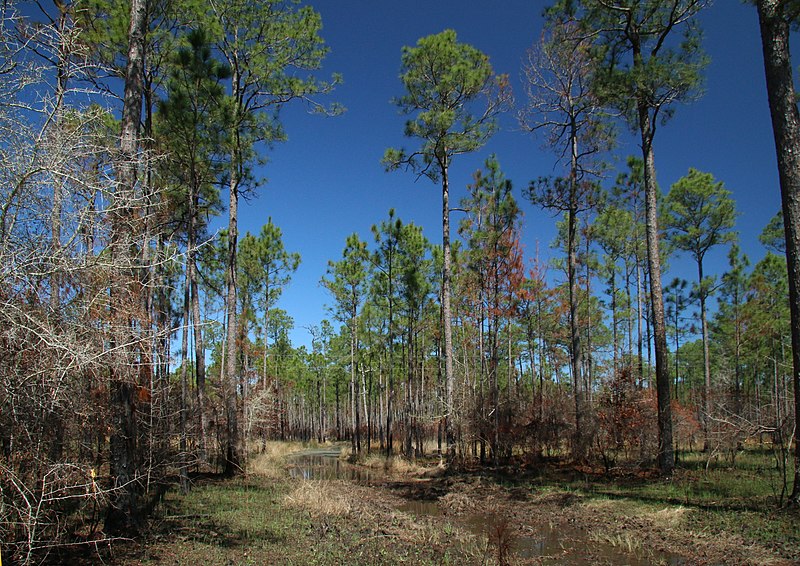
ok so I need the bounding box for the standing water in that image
[287,447,375,482]
[288,449,685,565]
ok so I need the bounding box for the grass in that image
[515,446,789,508]
[73,442,797,565]
[360,453,436,476]
[589,530,642,555]
[515,446,800,563]
[111,443,480,566]
[133,477,308,564]
[248,440,315,480]
[284,479,352,517]
[689,506,799,551]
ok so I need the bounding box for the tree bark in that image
[263,283,270,387]
[350,317,360,454]
[179,265,190,494]
[756,0,800,505]
[636,262,645,385]
[441,157,456,459]
[699,261,711,452]
[50,1,68,317]
[386,249,395,457]
[106,0,147,534]
[626,20,674,466]
[224,107,242,476]
[611,269,618,377]
[568,190,582,459]
[639,120,674,475]
[188,184,208,459]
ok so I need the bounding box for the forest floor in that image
[97,442,799,565]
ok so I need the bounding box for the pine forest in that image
[2,1,800,564]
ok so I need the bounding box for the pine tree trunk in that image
[179,267,190,494]
[106,0,146,534]
[699,260,711,452]
[441,158,456,459]
[636,262,644,385]
[362,364,369,453]
[611,270,618,377]
[224,132,242,476]
[188,188,208,460]
[625,264,633,370]
[585,234,593,405]
[336,379,341,440]
[756,0,800,505]
[350,317,359,454]
[378,356,385,451]
[568,137,583,461]
[263,283,270,387]
[45,1,70,465]
[386,255,395,456]
[639,112,674,475]
[406,332,414,457]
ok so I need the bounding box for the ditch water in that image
[287,448,372,482]
[287,449,686,565]
[397,498,685,566]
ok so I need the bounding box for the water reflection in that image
[287,450,372,482]
[397,499,442,518]
[287,450,685,565]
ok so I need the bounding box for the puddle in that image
[510,523,686,565]
[399,500,684,565]
[287,448,372,482]
[287,450,685,565]
[397,499,443,518]
[484,513,685,564]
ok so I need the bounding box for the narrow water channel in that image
[287,450,685,565]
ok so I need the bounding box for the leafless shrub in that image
[484,512,517,566]
[0,5,180,561]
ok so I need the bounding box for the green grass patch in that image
[118,471,478,565]
[684,506,800,558]
[527,447,790,509]
[133,476,312,564]
[517,447,800,562]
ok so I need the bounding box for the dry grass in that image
[649,505,689,529]
[248,440,320,478]
[248,453,285,479]
[283,479,352,517]
[282,474,483,561]
[360,453,389,469]
[257,440,312,460]
[389,456,427,476]
[590,530,643,554]
[360,453,437,476]
[338,443,354,460]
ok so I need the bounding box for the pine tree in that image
[663,168,737,451]
[552,0,710,474]
[209,0,337,475]
[753,0,800,502]
[322,234,369,454]
[384,29,511,458]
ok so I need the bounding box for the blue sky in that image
[230,1,786,348]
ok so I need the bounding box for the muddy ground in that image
[96,447,799,565]
[323,456,798,565]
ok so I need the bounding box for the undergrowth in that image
[110,446,477,566]
[524,447,800,561]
